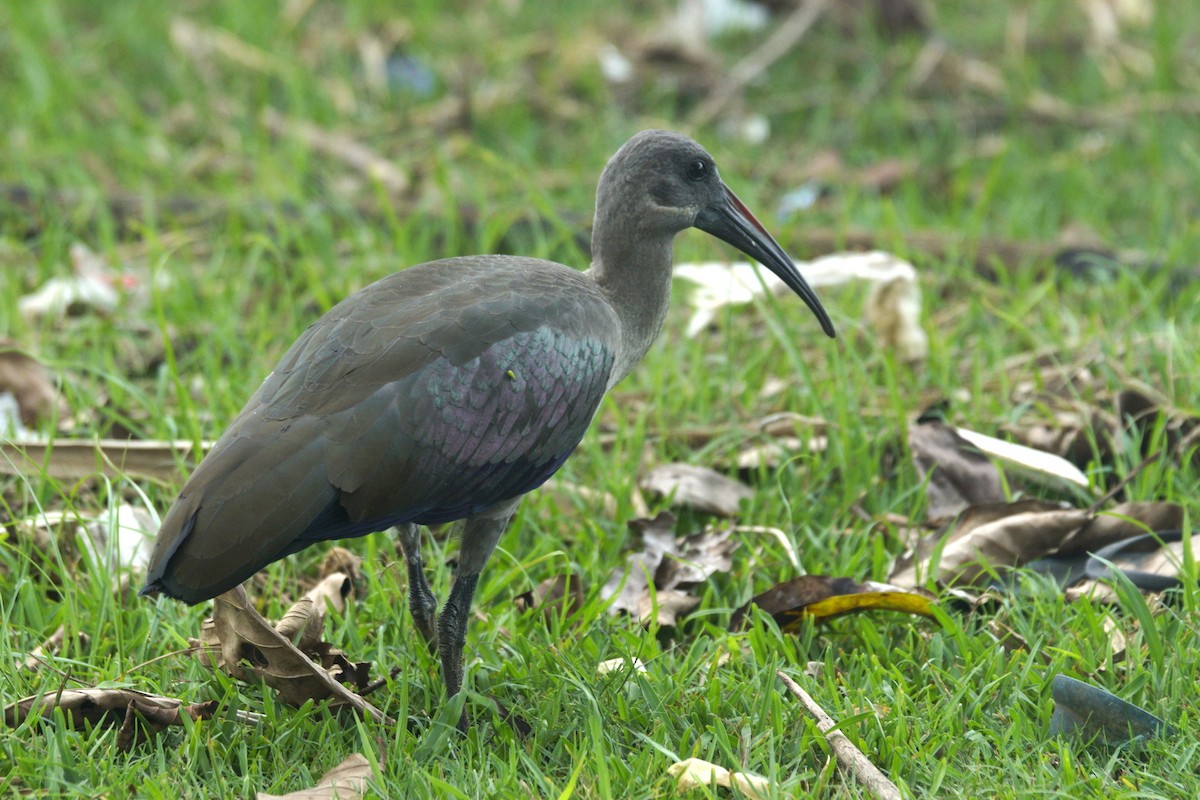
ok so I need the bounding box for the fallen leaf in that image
[602,513,738,625]
[320,547,363,583]
[513,572,586,625]
[731,575,936,631]
[976,501,1186,596]
[275,573,355,650]
[1082,530,1192,593]
[601,512,678,619]
[952,426,1089,489]
[1010,388,1200,479]
[667,757,770,800]
[19,624,91,673]
[3,688,238,751]
[639,463,752,517]
[889,500,1090,588]
[656,526,737,590]
[257,753,373,800]
[1059,501,1184,554]
[0,340,60,429]
[908,418,1006,521]
[639,587,701,627]
[194,586,385,720]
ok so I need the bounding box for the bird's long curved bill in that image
[695,186,836,338]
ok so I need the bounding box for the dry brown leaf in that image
[1009,388,1200,477]
[639,588,702,627]
[1081,533,1191,598]
[639,463,752,517]
[0,340,60,429]
[19,624,91,673]
[257,753,373,800]
[731,575,936,631]
[1058,501,1184,554]
[275,573,354,651]
[194,586,385,721]
[909,419,1006,521]
[601,512,678,618]
[602,513,737,625]
[656,526,737,590]
[513,573,586,625]
[3,688,230,751]
[890,500,1091,588]
[320,547,363,583]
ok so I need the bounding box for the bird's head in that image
[596,130,835,338]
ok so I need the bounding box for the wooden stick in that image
[690,0,828,127]
[0,438,209,481]
[777,671,902,800]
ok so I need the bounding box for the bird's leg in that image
[396,522,439,649]
[437,498,520,731]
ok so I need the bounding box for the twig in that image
[690,0,828,127]
[261,108,410,196]
[777,671,902,800]
[1085,450,1162,515]
[0,438,210,482]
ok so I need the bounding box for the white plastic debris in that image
[598,43,635,84]
[667,758,771,799]
[674,250,929,362]
[597,657,647,675]
[18,243,130,319]
[0,393,35,438]
[680,0,770,37]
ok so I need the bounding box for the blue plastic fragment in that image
[1049,674,1175,748]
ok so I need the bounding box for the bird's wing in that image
[146,258,619,602]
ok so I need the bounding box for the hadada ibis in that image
[143,130,835,729]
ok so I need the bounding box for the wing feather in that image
[145,256,620,603]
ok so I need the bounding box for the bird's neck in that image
[587,236,675,387]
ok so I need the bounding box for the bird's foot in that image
[397,524,440,649]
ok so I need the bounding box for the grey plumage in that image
[143,130,834,729]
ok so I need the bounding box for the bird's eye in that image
[686,159,709,181]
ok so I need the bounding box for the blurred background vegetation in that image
[2,0,1198,797]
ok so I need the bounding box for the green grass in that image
[2,1,1199,797]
